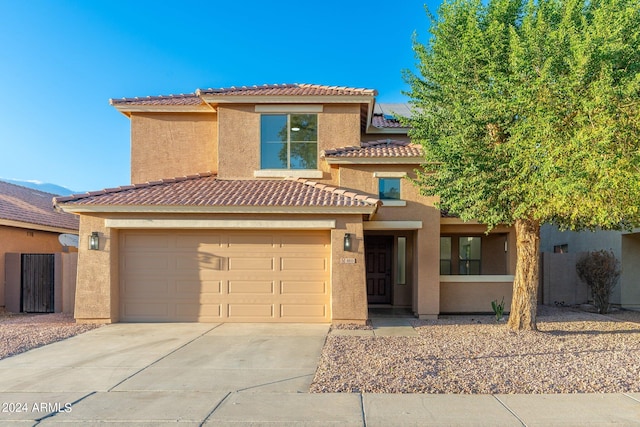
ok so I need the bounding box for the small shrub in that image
[576,250,620,314]
[491,297,505,321]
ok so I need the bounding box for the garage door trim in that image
[106,219,336,229]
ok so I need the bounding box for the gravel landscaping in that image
[311,306,640,394]
[3,306,640,395]
[0,310,101,360]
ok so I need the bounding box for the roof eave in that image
[110,103,216,116]
[198,94,375,105]
[0,218,79,234]
[55,204,378,215]
[324,157,424,165]
[366,126,410,135]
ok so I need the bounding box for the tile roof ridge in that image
[321,139,410,157]
[54,172,216,204]
[109,93,200,105]
[365,139,411,146]
[288,177,381,206]
[197,83,298,94]
[0,179,61,197]
[296,83,377,94]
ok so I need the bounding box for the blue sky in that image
[0,0,437,192]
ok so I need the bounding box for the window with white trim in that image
[378,178,401,200]
[260,114,317,169]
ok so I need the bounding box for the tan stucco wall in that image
[74,215,119,323]
[130,112,217,184]
[440,280,514,313]
[335,165,441,318]
[217,104,362,179]
[1,225,69,307]
[331,216,368,324]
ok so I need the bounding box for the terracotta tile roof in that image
[54,173,380,211]
[322,139,423,159]
[372,115,406,128]
[372,103,410,129]
[0,180,79,231]
[110,93,204,106]
[110,84,377,107]
[197,83,377,97]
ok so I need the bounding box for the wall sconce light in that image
[89,232,100,250]
[344,233,352,252]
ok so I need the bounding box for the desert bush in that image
[576,250,620,314]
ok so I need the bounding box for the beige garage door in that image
[119,230,331,322]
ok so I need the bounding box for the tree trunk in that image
[507,218,540,331]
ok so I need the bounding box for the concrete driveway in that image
[0,322,344,425]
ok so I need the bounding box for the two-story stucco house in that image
[55,83,516,324]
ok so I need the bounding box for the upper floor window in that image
[260,114,317,169]
[379,178,401,200]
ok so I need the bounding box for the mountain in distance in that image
[0,178,76,196]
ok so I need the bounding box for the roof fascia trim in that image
[366,126,410,134]
[200,95,375,104]
[56,205,376,215]
[363,221,423,230]
[0,219,79,234]
[105,219,337,230]
[112,105,216,114]
[324,157,424,165]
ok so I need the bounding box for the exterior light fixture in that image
[89,232,100,250]
[344,233,352,252]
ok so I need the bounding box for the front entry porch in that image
[364,232,414,310]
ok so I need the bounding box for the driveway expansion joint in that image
[492,395,527,427]
[107,324,221,392]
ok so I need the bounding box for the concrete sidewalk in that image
[0,323,638,426]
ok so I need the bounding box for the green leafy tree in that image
[405,0,640,330]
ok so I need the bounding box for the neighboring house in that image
[541,225,640,310]
[55,83,516,324]
[0,180,79,311]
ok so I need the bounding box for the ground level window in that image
[440,237,452,274]
[459,237,481,274]
[554,244,568,253]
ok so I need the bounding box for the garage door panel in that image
[124,254,170,272]
[281,281,327,295]
[120,230,330,323]
[228,304,274,318]
[280,234,330,250]
[176,234,222,248]
[175,254,223,271]
[228,257,274,271]
[175,279,222,295]
[228,234,275,247]
[122,233,170,250]
[175,303,222,319]
[123,279,169,297]
[122,302,169,318]
[281,257,327,271]
[228,281,274,294]
[281,304,326,318]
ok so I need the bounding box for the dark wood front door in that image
[365,235,393,304]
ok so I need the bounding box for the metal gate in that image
[21,254,55,313]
